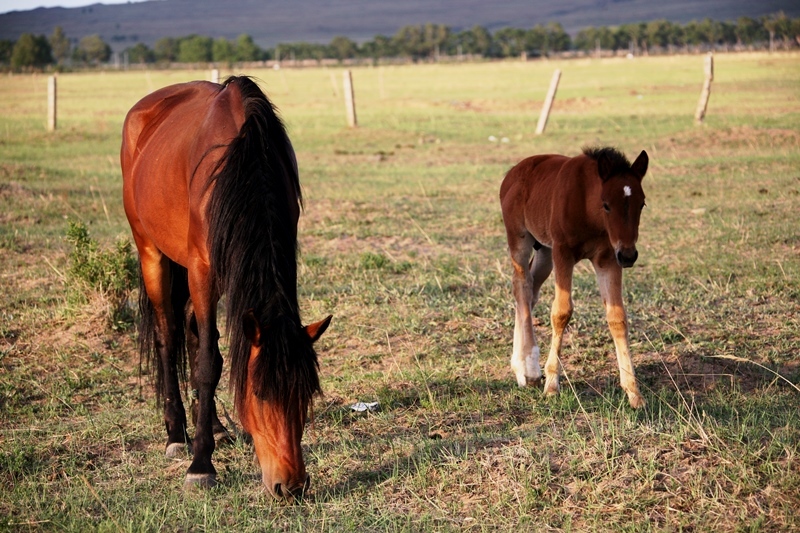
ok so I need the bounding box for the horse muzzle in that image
[616,248,638,268]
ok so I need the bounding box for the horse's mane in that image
[582,146,632,177]
[207,76,320,414]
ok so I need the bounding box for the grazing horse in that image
[499,147,648,408]
[121,76,332,498]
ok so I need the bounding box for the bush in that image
[65,221,138,330]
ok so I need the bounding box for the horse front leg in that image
[508,233,542,386]
[544,249,574,396]
[593,261,645,408]
[185,300,230,443]
[184,268,223,489]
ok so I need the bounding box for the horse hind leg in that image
[508,232,544,387]
[138,253,191,458]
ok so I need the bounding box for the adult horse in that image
[499,147,648,408]
[121,76,332,498]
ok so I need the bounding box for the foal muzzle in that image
[616,248,638,268]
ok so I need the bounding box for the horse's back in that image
[121,80,245,266]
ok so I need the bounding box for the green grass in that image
[1,52,799,531]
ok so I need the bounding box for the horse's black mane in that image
[207,76,319,413]
[582,146,632,177]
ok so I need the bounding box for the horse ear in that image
[304,315,332,343]
[242,310,262,347]
[631,150,648,180]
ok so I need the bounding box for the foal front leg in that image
[594,262,645,408]
[544,250,574,396]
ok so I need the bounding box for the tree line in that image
[2,12,798,70]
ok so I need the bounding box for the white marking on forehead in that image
[623,185,632,197]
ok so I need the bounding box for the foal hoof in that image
[184,473,217,490]
[543,376,560,396]
[165,442,189,458]
[627,391,646,409]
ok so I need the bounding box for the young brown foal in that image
[500,147,648,408]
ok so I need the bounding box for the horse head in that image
[240,312,332,500]
[598,150,648,268]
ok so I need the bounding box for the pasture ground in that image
[1,53,799,531]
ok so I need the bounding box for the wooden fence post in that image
[343,70,357,127]
[535,69,561,135]
[695,53,713,124]
[47,75,56,132]
[211,69,220,84]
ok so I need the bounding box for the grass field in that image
[1,53,799,531]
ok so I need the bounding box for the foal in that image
[499,147,648,408]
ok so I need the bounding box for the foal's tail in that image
[138,260,189,400]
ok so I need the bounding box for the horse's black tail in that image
[138,260,189,401]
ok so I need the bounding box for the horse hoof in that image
[627,392,646,409]
[166,442,189,458]
[184,473,217,490]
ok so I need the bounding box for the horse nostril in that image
[274,483,283,498]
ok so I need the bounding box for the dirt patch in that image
[665,126,800,151]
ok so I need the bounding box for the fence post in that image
[695,53,713,124]
[343,70,357,127]
[47,75,57,132]
[535,69,561,135]
[211,68,220,84]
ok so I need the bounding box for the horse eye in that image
[602,202,610,213]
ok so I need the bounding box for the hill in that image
[1,0,798,52]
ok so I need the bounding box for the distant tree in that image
[212,37,236,63]
[178,34,212,62]
[455,25,492,56]
[524,25,548,54]
[493,27,526,57]
[235,34,260,61]
[329,35,357,61]
[734,17,766,45]
[153,37,177,62]
[574,26,615,51]
[74,34,111,64]
[11,33,52,70]
[645,19,673,48]
[127,42,154,64]
[0,40,13,65]
[49,26,71,64]
[545,22,571,52]
[360,34,395,61]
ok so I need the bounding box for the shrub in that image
[65,221,138,330]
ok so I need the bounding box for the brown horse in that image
[500,147,648,408]
[121,76,332,498]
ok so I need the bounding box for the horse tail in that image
[138,260,189,401]
[206,76,311,414]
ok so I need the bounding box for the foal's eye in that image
[602,202,610,213]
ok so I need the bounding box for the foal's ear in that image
[304,315,333,343]
[242,310,262,347]
[631,150,648,180]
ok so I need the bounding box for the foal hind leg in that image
[544,249,575,396]
[507,232,547,386]
[185,300,231,444]
[593,260,645,408]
